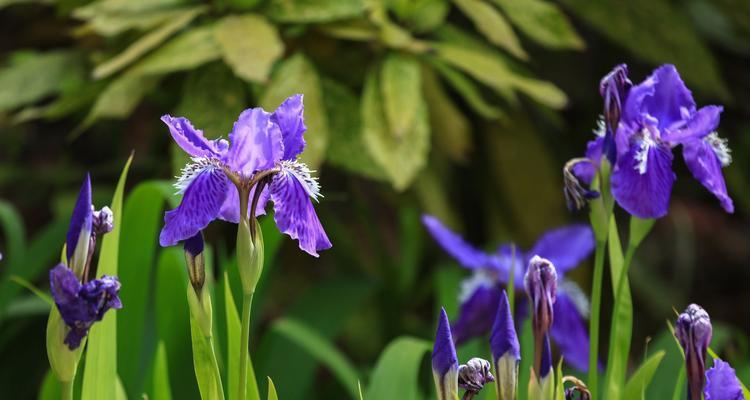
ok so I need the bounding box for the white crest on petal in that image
[559,280,590,319]
[634,129,657,175]
[705,132,732,167]
[459,270,496,303]
[278,160,322,201]
[593,116,606,138]
[174,157,222,195]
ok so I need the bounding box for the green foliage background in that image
[1,0,750,398]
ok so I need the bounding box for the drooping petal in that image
[573,136,605,185]
[218,184,270,223]
[639,65,696,131]
[422,215,494,270]
[66,174,92,266]
[704,359,744,400]
[269,161,330,257]
[611,140,676,218]
[452,279,501,344]
[683,135,734,213]
[528,225,594,274]
[550,293,590,372]
[491,290,520,362]
[224,108,284,175]
[160,168,229,246]
[161,115,228,158]
[271,94,306,161]
[664,105,723,144]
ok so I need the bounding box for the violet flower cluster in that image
[572,64,733,218]
[422,215,594,371]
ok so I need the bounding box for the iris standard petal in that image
[640,65,696,130]
[161,115,228,158]
[573,136,605,185]
[225,108,284,175]
[269,163,331,257]
[704,359,744,400]
[160,168,229,246]
[683,136,734,213]
[66,174,93,265]
[271,94,307,161]
[611,141,676,219]
[664,105,723,144]
[422,215,494,270]
[528,225,594,274]
[550,293,590,372]
[452,283,502,344]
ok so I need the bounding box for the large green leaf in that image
[365,337,431,400]
[453,0,527,59]
[271,318,360,399]
[266,0,364,23]
[623,351,665,400]
[560,0,729,99]
[491,0,583,49]
[215,14,285,83]
[361,68,430,191]
[380,52,421,139]
[93,6,205,79]
[0,51,84,113]
[260,53,329,168]
[81,155,133,399]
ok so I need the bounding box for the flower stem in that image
[587,238,606,396]
[60,380,73,400]
[237,292,254,400]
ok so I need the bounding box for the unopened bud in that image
[676,304,712,400]
[184,232,206,297]
[92,206,114,236]
[237,219,264,294]
[458,358,494,394]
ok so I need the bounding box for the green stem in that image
[237,292,254,400]
[587,239,606,396]
[507,244,516,314]
[60,380,73,400]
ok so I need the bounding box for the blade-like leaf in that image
[429,60,503,119]
[150,342,173,400]
[267,377,278,400]
[214,14,284,83]
[623,351,665,400]
[365,337,431,400]
[81,154,133,400]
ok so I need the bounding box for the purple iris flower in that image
[50,264,122,349]
[575,64,733,218]
[159,94,331,256]
[422,215,594,372]
[433,308,459,400]
[676,304,713,400]
[704,359,744,400]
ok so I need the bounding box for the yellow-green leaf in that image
[214,14,284,83]
[492,0,584,50]
[623,351,665,400]
[453,0,528,59]
[129,25,221,76]
[266,0,364,23]
[267,378,278,400]
[365,337,431,400]
[380,52,421,139]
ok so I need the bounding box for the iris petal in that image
[683,137,734,213]
[664,105,723,144]
[66,174,92,265]
[611,140,676,218]
[272,94,307,161]
[550,293,590,372]
[422,215,495,270]
[161,115,228,158]
[225,108,284,175]
[452,283,501,344]
[528,225,594,274]
[640,65,696,130]
[704,359,744,400]
[160,169,229,246]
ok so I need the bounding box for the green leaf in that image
[422,65,472,163]
[271,318,360,399]
[82,73,160,125]
[623,351,665,400]
[150,342,173,400]
[260,53,329,168]
[38,370,61,400]
[224,275,261,400]
[215,14,285,83]
[387,0,449,33]
[267,378,278,400]
[81,154,133,400]
[560,0,729,99]
[129,25,222,76]
[0,51,84,113]
[176,63,247,138]
[93,6,205,79]
[189,294,225,400]
[453,0,527,59]
[8,275,52,305]
[323,79,385,180]
[365,337,431,400]
[361,68,430,191]
[75,7,196,37]
[380,53,421,139]
[491,0,583,49]
[429,60,503,119]
[266,0,364,23]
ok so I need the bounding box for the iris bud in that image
[675,304,712,400]
[432,308,459,400]
[92,206,114,235]
[458,358,494,395]
[237,218,264,295]
[491,291,520,400]
[184,232,206,297]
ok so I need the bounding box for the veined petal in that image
[224,108,283,175]
[433,308,459,400]
[664,105,723,144]
[550,293,590,372]
[704,359,744,400]
[66,175,93,278]
[528,225,594,274]
[640,65,696,130]
[269,161,331,257]
[453,278,501,344]
[611,139,676,218]
[272,94,306,161]
[161,115,228,158]
[160,167,228,246]
[683,134,734,213]
[422,215,494,270]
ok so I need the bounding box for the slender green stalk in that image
[507,244,516,314]
[61,380,73,400]
[587,239,606,396]
[237,292,254,400]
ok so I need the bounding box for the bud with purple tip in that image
[675,304,712,400]
[525,255,557,376]
[432,308,459,400]
[491,290,520,400]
